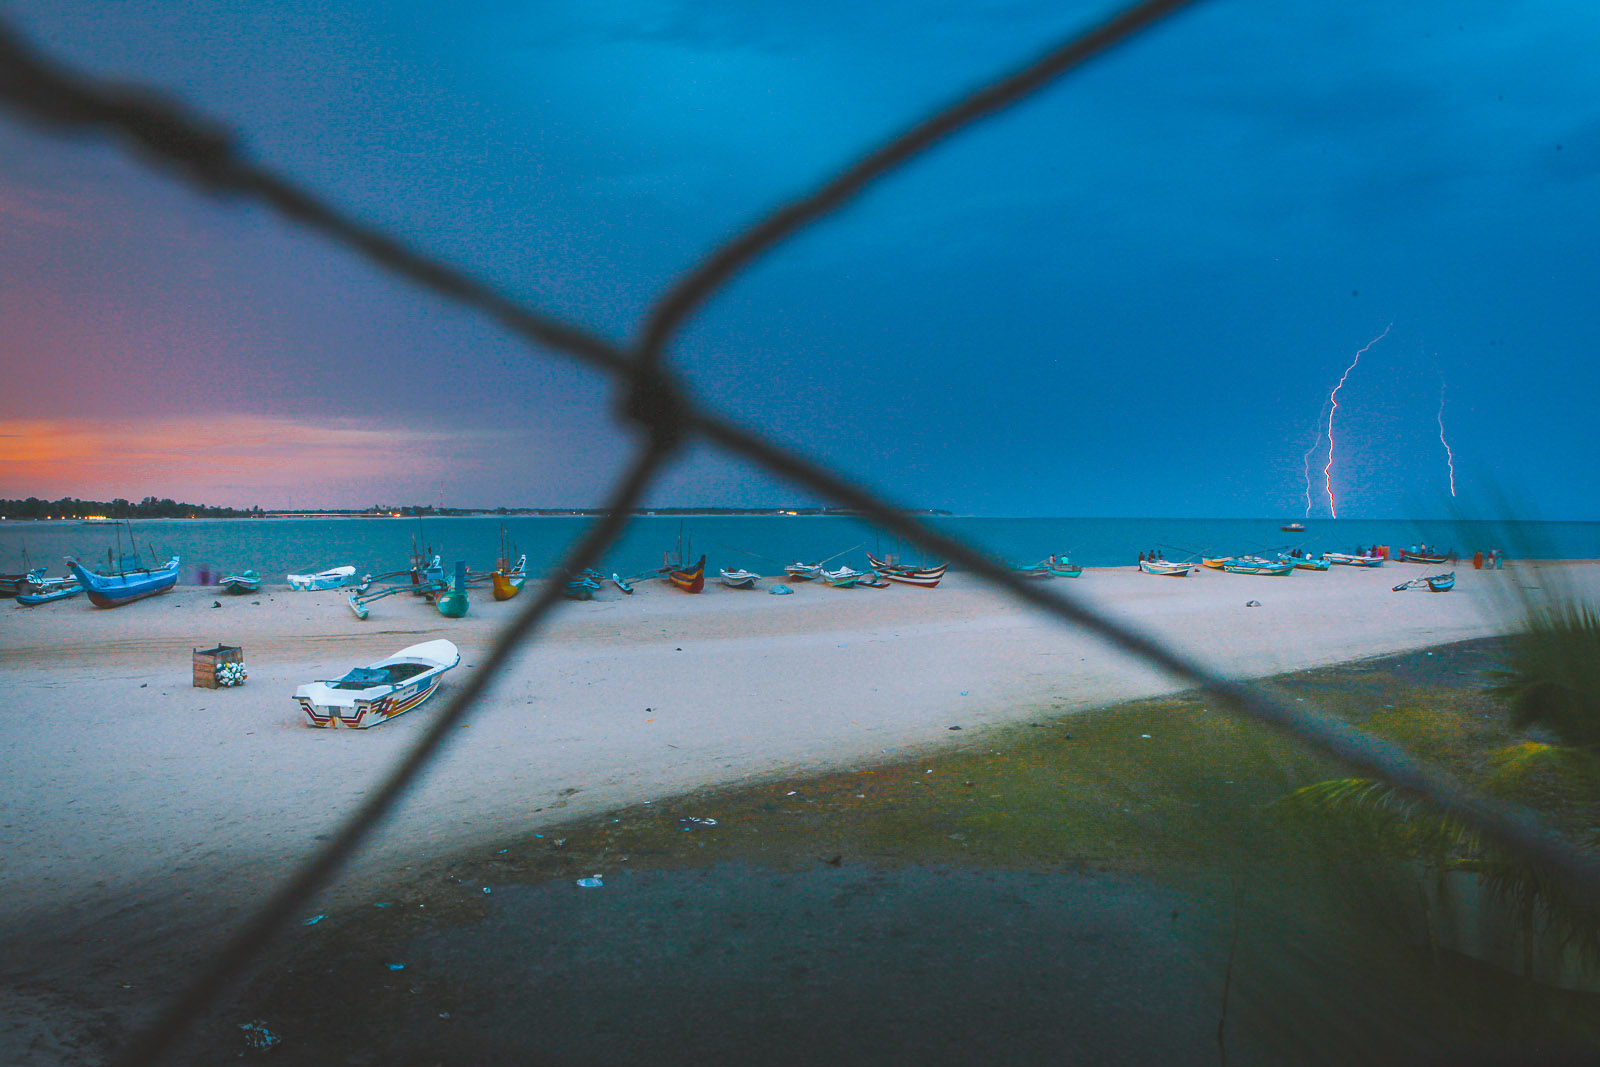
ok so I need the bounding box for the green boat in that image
[437,561,469,618]
[219,569,262,594]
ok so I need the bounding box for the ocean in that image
[2,515,1595,584]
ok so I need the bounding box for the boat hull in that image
[16,582,83,606]
[219,571,261,594]
[1139,559,1195,576]
[69,557,180,607]
[490,571,525,601]
[1221,562,1295,576]
[667,555,706,593]
[718,569,759,589]
[866,553,947,586]
[287,566,358,591]
[295,640,459,729]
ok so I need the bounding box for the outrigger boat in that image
[437,561,470,618]
[718,568,760,589]
[295,639,460,728]
[665,555,706,593]
[564,570,604,600]
[1323,552,1383,567]
[784,562,823,581]
[1287,556,1330,571]
[1139,559,1197,577]
[1045,554,1082,577]
[491,554,526,601]
[16,577,83,606]
[1401,551,1450,565]
[347,556,446,619]
[865,552,947,587]
[219,570,262,594]
[1201,557,1233,570]
[287,565,359,591]
[1393,572,1456,592]
[611,573,635,594]
[0,567,46,598]
[68,555,181,607]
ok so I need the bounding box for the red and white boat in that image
[295,639,459,729]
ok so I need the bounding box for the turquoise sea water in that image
[2,515,1595,585]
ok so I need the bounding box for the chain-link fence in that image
[2,4,1595,1062]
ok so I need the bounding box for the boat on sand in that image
[219,570,262,594]
[718,568,760,589]
[294,639,460,729]
[865,552,947,587]
[1139,559,1196,577]
[287,565,359,591]
[68,556,180,607]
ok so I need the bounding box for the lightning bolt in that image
[1300,403,1329,519]
[1322,324,1390,518]
[1437,375,1457,497]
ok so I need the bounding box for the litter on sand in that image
[238,1021,280,1051]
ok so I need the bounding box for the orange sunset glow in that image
[0,416,464,505]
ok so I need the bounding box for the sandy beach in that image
[1,560,1594,1058]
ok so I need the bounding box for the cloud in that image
[0,415,485,503]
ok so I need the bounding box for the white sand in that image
[0,559,1593,1051]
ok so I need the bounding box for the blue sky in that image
[2,1,1597,516]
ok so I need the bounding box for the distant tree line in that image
[0,496,265,520]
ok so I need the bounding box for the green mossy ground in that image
[195,638,1600,1064]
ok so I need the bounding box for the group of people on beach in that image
[1473,549,1506,570]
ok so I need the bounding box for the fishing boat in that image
[294,639,460,729]
[68,556,181,607]
[1200,557,1232,570]
[1401,551,1450,565]
[784,562,823,581]
[1323,552,1383,567]
[15,577,83,606]
[821,565,869,587]
[1288,556,1330,571]
[1394,572,1456,592]
[666,555,706,593]
[0,567,46,598]
[1045,555,1083,577]
[219,570,262,594]
[718,567,760,589]
[491,554,526,602]
[1280,522,1307,533]
[611,573,634,594]
[436,562,470,617]
[1221,558,1295,576]
[1012,561,1054,579]
[287,565,359,591]
[1139,559,1196,577]
[865,552,947,587]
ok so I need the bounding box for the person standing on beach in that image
[1473,551,1483,570]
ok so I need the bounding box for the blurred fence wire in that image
[4,3,1599,1063]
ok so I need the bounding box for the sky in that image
[1,0,1597,517]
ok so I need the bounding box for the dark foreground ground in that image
[139,640,1600,1062]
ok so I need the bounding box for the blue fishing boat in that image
[15,578,83,606]
[68,556,180,607]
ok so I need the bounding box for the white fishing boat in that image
[1139,558,1197,577]
[784,562,823,581]
[286,565,359,591]
[718,568,760,589]
[294,639,460,729]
